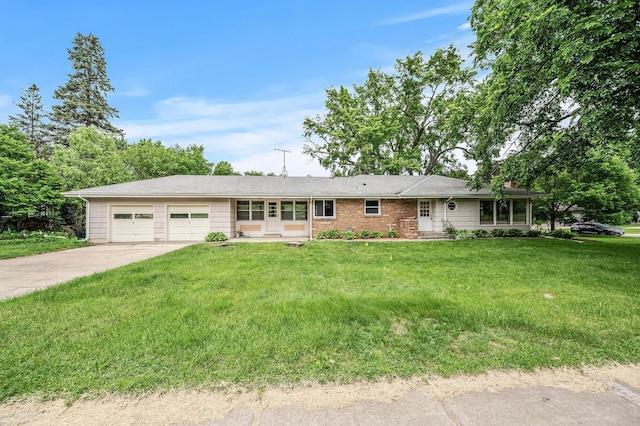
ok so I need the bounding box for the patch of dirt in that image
[1,363,638,425]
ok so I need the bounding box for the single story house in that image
[63,174,544,243]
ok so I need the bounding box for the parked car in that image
[570,222,624,236]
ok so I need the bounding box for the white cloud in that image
[116,86,150,98]
[457,22,472,30]
[0,94,12,121]
[383,3,473,25]
[232,144,328,177]
[118,93,331,176]
[0,94,11,107]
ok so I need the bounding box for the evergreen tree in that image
[49,32,121,146]
[8,84,51,159]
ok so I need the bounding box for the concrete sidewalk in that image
[1,367,639,425]
[0,243,192,300]
[254,384,640,426]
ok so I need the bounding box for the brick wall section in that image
[312,198,417,238]
[397,219,418,239]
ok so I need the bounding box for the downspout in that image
[79,196,90,242]
[309,197,313,241]
[443,196,453,231]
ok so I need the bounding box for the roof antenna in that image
[274,148,292,177]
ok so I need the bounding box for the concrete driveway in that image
[0,243,193,300]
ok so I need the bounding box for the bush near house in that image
[340,231,356,240]
[205,232,228,242]
[317,229,394,240]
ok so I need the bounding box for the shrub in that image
[472,229,490,238]
[547,229,574,239]
[490,228,507,238]
[316,229,341,239]
[454,230,477,240]
[205,232,228,242]
[387,230,398,238]
[506,228,524,237]
[0,230,69,241]
[445,227,456,238]
[525,229,543,237]
[369,230,384,239]
[358,229,371,239]
[340,231,356,240]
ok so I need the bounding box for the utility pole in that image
[274,148,292,177]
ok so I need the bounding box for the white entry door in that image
[418,199,433,232]
[266,201,279,233]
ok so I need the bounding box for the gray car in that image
[570,222,625,235]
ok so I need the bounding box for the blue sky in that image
[0,1,475,176]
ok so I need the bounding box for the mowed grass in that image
[0,238,89,259]
[620,224,640,234]
[1,238,639,401]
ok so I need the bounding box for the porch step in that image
[262,233,282,237]
[418,232,450,240]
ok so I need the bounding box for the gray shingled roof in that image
[63,175,541,199]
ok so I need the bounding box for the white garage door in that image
[110,205,154,242]
[168,205,211,241]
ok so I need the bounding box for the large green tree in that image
[8,84,51,159]
[49,33,121,146]
[469,0,639,188]
[303,46,476,175]
[122,140,212,180]
[51,127,129,191]
[51,127,129,232]
[0,125,62,230]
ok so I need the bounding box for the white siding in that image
[441,199,480,231]
[87,201,109,243]
[211,199,233,236]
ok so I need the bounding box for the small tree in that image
[213,161,241,175]
[533,149,640,228]
[9,84,51,159]
[49,33,122,146]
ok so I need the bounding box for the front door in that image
[266,201,279,232]
[418,199,433,232]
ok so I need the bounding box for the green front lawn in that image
[0,237,89,259]
[1,238,639,401]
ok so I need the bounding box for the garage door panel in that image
[168,205,211,241]
[110,205,154,242]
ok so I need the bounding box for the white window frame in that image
[364,199,381,216]
[236,200,264,221]
[479,199,529,226]
[281,200,308,221]
[313,199,335,218]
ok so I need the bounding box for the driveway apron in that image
[0,243,193,300]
